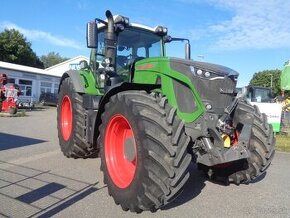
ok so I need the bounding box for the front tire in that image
[228,101,275,184]
[98,91,192,212]
[202,101,275,184]
[57,76,97,158]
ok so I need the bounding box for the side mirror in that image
[185,42,191,60]
[87,21,98,48]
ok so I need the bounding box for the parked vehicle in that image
[18,99,35,109]
[237,86,282,133]
[57,10,275,213]
[39,92,58,106]
[0,74,21,114]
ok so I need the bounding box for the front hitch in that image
[196,99,254,167]
[196,135,250,167]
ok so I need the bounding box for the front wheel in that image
[98,91,192,213]
[228,101,275,184]
[9,107,17,115]
[202,101,275,184]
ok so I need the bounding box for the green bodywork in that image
[133,57,205,123]
[77,57,205,123]
[78,69,102,95]
[271,123,281,133]
[281,61,290,90]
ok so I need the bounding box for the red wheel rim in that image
[105,114,137,188]
[61,95,72,141]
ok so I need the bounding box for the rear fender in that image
[58,70,85,94]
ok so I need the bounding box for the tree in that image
[249,69,281,96]
[40,52,68,68]
[0,29,43,68]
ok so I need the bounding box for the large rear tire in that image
[57,76,97,158]
[98,91,192,212]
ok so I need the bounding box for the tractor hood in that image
[170,58,239,115]
[170,58,239,78]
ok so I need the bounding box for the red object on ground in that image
[1,99,17,111]
[0,73,19,112]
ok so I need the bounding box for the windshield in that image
[118,28,162,57]
[94,27,162,81]
[117,28,162,80]
[95,28,162,62]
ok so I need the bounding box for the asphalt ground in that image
[0,108,289,218]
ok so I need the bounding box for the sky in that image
[1,0,290,87]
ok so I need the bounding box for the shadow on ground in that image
[0,133,46,150]
[162,164,206,210]
[0,161,103,217]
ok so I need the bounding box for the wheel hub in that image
[124,137,136,162]
[104,114,137,188]
[60,95,72,141]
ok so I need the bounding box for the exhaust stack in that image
[104,10,116,70]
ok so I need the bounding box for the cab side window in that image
[116,46,133,81]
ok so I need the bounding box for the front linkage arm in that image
[196,97,253,167]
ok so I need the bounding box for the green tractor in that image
[57,10,275,212]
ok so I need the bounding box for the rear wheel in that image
[98,91,192,212]
[9,107,17,115]
[57,76,97,158]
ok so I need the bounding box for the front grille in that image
[173,80,196,113]
[192,76,236,115]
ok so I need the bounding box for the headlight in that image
[197,69,203,75]
[204,71,211,77]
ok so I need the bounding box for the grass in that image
[275,134,290,152]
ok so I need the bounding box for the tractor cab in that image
[86,11,190,90]
[245,85,273,103]
[94,25,163,82]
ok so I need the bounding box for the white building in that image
[0,56,88,104]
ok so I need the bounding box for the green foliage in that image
[40,52,68,69]
[0,29,43,68]
[249,69,281,96]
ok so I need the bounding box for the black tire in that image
[203,101,276,184]
[57,77,97,158]
[9,107,17,115]
[98,91,192,213]
[228,101,275,184]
